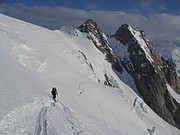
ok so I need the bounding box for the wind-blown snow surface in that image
[0,14,179,135]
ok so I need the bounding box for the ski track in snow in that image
[34,106,48,135]
[33,101,74,135]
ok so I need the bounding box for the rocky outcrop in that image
[79,19,123,74]
[114,24,180,129]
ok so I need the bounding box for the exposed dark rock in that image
[114,23,180,129]
[104,73,113,87]
[104,73,120,88]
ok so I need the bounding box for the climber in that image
[51,87,58,102]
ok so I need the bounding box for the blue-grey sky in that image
[0,0,180,41]
[1,0,180,14]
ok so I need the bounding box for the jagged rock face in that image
[79,19,123,74]
[162,58,180,95]
[114,24,180,129]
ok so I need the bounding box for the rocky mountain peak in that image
[113,23,180,129]
[79,19,98,34]
[114,23,133,45]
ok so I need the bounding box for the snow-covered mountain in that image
[107,24,180,129]
[0,13,180,135]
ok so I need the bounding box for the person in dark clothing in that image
[51,87,58,102]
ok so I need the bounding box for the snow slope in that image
[0,13,180,135]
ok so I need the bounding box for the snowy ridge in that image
[0,13,180,134]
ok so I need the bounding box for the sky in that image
[1,0,180,14]
[0,0,180,42]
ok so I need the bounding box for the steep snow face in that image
[79,19,123,75]
[154,40,180,76]
[59,26,122,88]
[0,13,180,135]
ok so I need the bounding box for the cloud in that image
[0,4,180,42]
